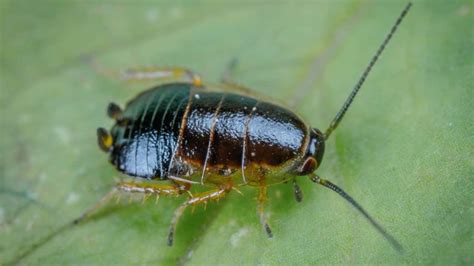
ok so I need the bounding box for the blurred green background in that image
[1,0,473,265]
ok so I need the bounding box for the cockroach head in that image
[296,128,325,175]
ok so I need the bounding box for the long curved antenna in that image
[310,173,403,253]
[324,3,412,140]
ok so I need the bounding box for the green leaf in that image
[1,0,472,265]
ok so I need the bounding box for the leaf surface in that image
[1,1,473,265]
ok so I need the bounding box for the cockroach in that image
[78,2,412,251]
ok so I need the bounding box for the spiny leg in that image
[73,181,182,225]
[117,181,181,196]
[89,57,203,87]
[121,66,202,87]
[88,57,202,87]
[168,186,230,246]
[257,185,273,238]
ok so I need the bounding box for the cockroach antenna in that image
[324,2,412,140]
[312,2,412,253]
[310,173,404,252]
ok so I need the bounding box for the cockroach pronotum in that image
[79,2,412,251]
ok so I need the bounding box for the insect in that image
[76,3,412,251]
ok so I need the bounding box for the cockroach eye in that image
[299,157,317,175]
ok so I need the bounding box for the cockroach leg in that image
[73,181,182,225]
[121,66,202,87]
[292,179,303,202]
[116,181,181,197]
[257,185,273,238]
[167,186,230,246]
